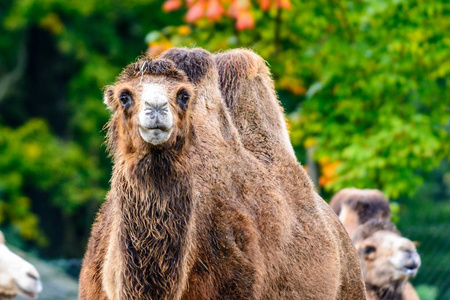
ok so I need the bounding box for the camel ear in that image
[161,48,214,84]
[104,86,118,111]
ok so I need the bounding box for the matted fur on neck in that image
[110,147,193,299]
[366,281,405,300]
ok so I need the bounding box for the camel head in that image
[353,220,420,290]
[104,56,195,155]
[330,188,391,237]
[0,231,42,299]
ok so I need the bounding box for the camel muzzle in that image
[143,106,171,131]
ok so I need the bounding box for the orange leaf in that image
[147,41,173,57]
[206,0,225,20]
[259,0,271,11]
[291,85,306,95]
[281,0,291,9]
[177,25,192,36]
[236,0,251,10]
[227,1,238,17]
[186,1,206,22]
[275,0,291,9]
[236,10,254,31]
[319,176,328,187]
[322,161,341,179]
[163,0,182,12]
[318,156,331,166]
[228,0,251,18]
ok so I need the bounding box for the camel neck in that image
[113,150,193,300]
[366,282,405,300]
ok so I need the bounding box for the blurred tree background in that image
[0,0,448,298]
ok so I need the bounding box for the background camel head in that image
[353,220,421,289]
[330,188,391,237]
[0,231,42,299]
[104,57,194,154]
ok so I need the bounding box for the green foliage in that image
[0,0,184,252]
[0,119,102,244]
[158,0,449,199]
[285,0,448,199]
[0,0,448,278]
[396,159,450,299]
[415,285,439,300]
[152,5,450,296]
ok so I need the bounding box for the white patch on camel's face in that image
[0,235,42,299]
[138,83,174,145]
[381,232,421,279]
[364,231,421,283]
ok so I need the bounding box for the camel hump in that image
[330,188,391,223]
[215,48,269,81]
[161,48,215,84]
[214,49,272,108]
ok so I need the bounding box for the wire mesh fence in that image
[399,224,450,300]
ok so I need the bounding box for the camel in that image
[330,188,391,237]
[353,220,421,300]
[330,188,421,300]
[200,48,364,299]
[0,230,42,299]
[80,47,364,299]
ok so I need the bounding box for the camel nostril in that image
[26,271,38,281]
[145,107,169,122]
[403,255,421,271]
[145,101,168,111]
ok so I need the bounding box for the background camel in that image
[0,230,42,299]
[330,188,421,300]
[163,48,365,298]
[80,47,363,299]
[353,220,421,300]
[330,188,391,237]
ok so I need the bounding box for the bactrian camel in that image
[80,48,365,299]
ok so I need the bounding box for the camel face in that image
[137,82,175,145]
[104,59,194,151]
[0,232,42,299]
[110,79,193,147]
[356,230,420,287]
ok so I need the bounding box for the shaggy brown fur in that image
[208,48,366,299]
[214,49,296,164]
[353,220,420,300]
[80,47,363,300]
[80,57,195,300]
[330,188,391,237]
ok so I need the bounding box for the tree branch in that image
[0,34,28,104]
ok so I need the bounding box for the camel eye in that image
[176,89,190,110]
[119,91,133,109]
[364,245,376,255]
